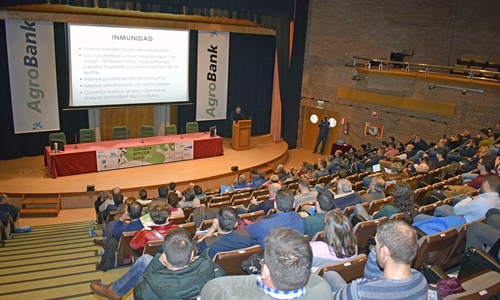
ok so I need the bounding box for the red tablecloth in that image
[44,133,224,177]
[330,143,352,155]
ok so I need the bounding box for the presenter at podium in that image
[230,105,246,124]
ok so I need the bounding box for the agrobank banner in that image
[5,20,60,134]
[196,31,229,121]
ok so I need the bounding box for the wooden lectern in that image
[232,120,252,150]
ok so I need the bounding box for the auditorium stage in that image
[0,135,290,208]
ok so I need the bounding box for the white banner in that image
[196,31,230,121]
[175,141,194,161]
[96,149,119,171]
[5,20,60,134]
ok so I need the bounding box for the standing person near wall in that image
[313,117,331,155]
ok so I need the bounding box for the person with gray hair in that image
[201,227,333,299]
[294,176,318,207]
[239,183,281,215]
[322,219,428,299]
[334,179,362,210]
[361,177,386,203]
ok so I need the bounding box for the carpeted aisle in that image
[0,221,133,299]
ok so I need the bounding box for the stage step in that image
[20,194,61,217]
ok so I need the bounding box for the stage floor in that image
[0,135,290,195]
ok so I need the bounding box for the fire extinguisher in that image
[341,117,349,135]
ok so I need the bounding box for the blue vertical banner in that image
[196,31,230,121]
[5,20,60,134]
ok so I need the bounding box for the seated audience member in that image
[94,190,111,223]
[327,151,348,174]
[232,174,250,190]
[310,210,357,268]
[239,183,281,215]
[466,211,500,254]
[294,177,319,207]
[90,228,225,300]
[201,227,333,300]
[283,166,299,184]
[168,182,182,198]
[384,142,399,158]
[383,162,409,183]
[197,206,254,259]
[166,192,184,218]
[302,163,317,180]
[414,176,500,233]
[447,137,479,164]
[408,134,430,152]
[248,170,267,188]
[246,188,304,248]
[193,185,207,202]
[355,148,386,172]
[0,194,20,223]
[130,202,179,254]
[275,164,288,181]
[136,188,151,205]
[431,148,448,169]
[409,155,430,176]
[354,182,415,223]
[304,189,336,238]
[479,128,493,148]
[94,198,136,248]
[315,160,329,178]
[261,174,282,189]
[334,179,362,210]
[459,147,492,176]
[103,192,124,220]
[361,177,386,203]
[178,188,201,208]
[112,200,144,239]
[322,219,428,299]
[430,156,496,201]
[396,144,418,161]
[156,185,169,201]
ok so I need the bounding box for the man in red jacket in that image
[130,202,179,254]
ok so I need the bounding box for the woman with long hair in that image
[310,210,358,267]
[354,181,415,223]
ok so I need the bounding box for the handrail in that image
[351,56,500,81]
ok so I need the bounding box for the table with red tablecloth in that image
[330,143,352,155]
[44,133,224,178]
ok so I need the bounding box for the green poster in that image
[118,143,175,168]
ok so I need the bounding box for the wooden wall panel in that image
[100,106,154,140]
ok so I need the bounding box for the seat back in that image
[169,215,186,225]
[444,270,500,300]
[318,254,368,283]
[312,231,325,242]
[287,182,299,190]
[412,227,459,269]
[367,196,393,215]
[343,202,368,218]
[389,212,407,220]
[238,210,265,222]
[210,195,231,203]
[185,122,199,133]
[182,207,194,222]
[107,211,117,224]
[48,132,67,145]
[383,182,396,195]
[143,240,163,256]
[140,125,154,138]
[251,189,269,198]
[208,200,231,208]
[198,219,214,231]
[441,217,487,271]
[256,194,270,202]
[165,124,177,135]
[296,201,316,212]
[112,126,128,140]
[417,201,444,216]
[232,197,252,207]
[230,192,251,203]
[353,218,387,255]
[267,208,277,215]
[115,231,137,267]
[413,185,434,207]
[79,128,96,143]
[317,175,331,185]
[178,222,196,237]
[213,245,262,275]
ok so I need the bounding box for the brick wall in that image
[300,0,500,148]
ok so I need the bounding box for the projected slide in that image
[68,24,189,107]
